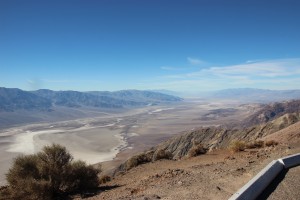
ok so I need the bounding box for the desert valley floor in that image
[0,100,259,185]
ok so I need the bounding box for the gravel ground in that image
[73,144,300,200]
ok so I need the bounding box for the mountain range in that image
[0,87,183,128]
[0,87,183,112]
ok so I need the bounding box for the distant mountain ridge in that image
[0,88,52,112]
[152,88,300,102]
[0,87,183,112]
[88,90,182,103]
[211,88,300,102]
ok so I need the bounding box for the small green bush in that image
[2,144,99,200]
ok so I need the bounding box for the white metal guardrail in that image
[229,153,300,200]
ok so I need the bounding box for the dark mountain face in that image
[0,88,183,112]
[0,87,52,111]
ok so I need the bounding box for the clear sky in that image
[1,0,300,92]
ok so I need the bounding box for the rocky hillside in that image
[154,113,300,158]
[117,100,300,172]
[90,117,300,200]
[84,98,300,200]
[242,99,300,127]
[91,146,300,200]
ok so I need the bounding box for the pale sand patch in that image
[5,127,126,165]
[148,107,174,114]
[128,132,139,137]
[7,130,63,154]
[34,127,125,164]
[0,141,19,186]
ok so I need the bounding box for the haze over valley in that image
[1,87,300,187]
[0,87,257,185]
[1,1,300,199]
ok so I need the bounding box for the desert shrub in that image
[246,140,265,149]
[265,140,279,147]
[187,144,207,157]
[5,154,52,200]
[152,148,172,161]
[125,151,154,170]
[0,186,10,200]
[37,144,73,195]
[66,160,100,193]
[99,175,111,184]
[229,141,246,152]
[3,144,99,200]
[125,154,148,170]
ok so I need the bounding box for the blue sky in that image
[1,0,300,92]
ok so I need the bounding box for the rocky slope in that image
[116,112,300,171]
[86,141,300,200]
[84,99,300,200]
[241,99,300,127]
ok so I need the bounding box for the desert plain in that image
[0,99,260,185]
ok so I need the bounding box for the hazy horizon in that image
[1,1,300,92]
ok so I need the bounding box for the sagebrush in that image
[1,144,99,200]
